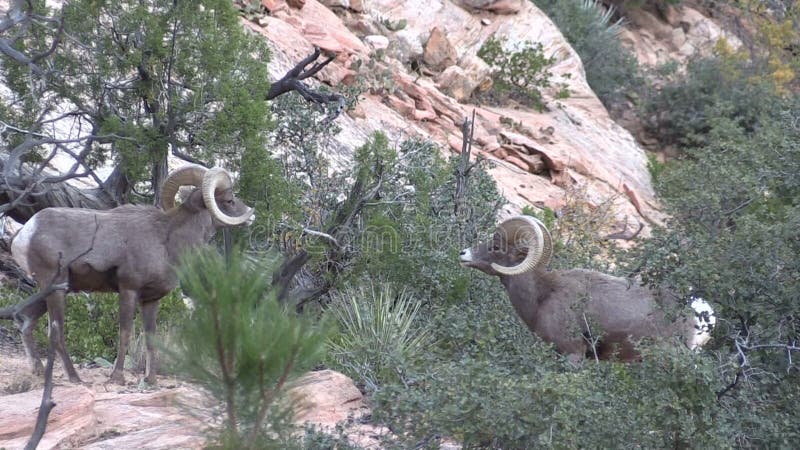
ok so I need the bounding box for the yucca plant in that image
[326,282,431,392]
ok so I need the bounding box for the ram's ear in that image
[178,186,194,203]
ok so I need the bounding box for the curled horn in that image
[529,216,553,269]
[160,164,209,210]
[201,168,253,226]
[491,215,548,276]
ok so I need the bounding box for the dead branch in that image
[22,256,68,450]
[453,111,476,216]
[25,330,56,450]
[716,318,799,400]
[605,220,644,241]
[272,158,386,308]
[266,47,346,125]
[0,0,65,79]
[0,152,122,223]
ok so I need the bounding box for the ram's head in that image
[459,215,553,276]
[160,165,255,226]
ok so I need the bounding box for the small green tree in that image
[170,248,330,449]
[477,36,565,111]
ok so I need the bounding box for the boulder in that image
[290,370,366,426]
[364,34,390,50]
[388,28,425,63]
[436,55,492,101]
[423,27,458,71]
[0,386,95,450]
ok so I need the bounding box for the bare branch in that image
[605,219,644,241]
[25,329,56,450]
[266,47,345,125]
[717,330,799,400]
[302,227,341,249]
[454,110,476,216]
[0,1,66,79]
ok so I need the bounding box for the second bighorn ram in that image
[10,164,254,384]
[459,216,715,362]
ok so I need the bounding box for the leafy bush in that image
[325,282,431,392]
[0,287,188,364]
[534,0,644,112]
[640,50,779,148]
[373,283,728,449]
[534,185,623,273]
[170,248,331,448]
[622,84,800,446]
[477,36,565,111]
[346,138,504,305]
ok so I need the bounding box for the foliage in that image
[373,285,728,449]
[477,36,565,111]
[534,0,644,112]
[641,50,779,148]
[722,0,800,92]
[298,424,361,450]
[0,0,275,198]
[0,287,187,364]
[622,83,800,446]
[531,185,622,273]
[170,248,331,449]
[325,282,431,392]
[347,137,504,305]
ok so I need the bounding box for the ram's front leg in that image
[140,299,160,385]
[110,289,138,385]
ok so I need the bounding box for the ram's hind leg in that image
[45,289,82,383]
[16,297,48,375]
[110,289,137,385]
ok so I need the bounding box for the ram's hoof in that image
[30,359,45,376]
[68,374,83,384]
[109,370,126,385]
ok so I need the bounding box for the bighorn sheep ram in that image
[459,216,715,362]
[9,164,254,384]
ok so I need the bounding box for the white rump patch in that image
[10,214,38,277]
[459,248,473,263]
[689,296,716,350]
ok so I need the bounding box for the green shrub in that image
[534,0,644,112]
[325,282,431,392]
[477,36,563,111]
[323,136,498,307]
[0,288,188,364]
[373,283,727,448]
[640,54,779,148]
[622,89,800,447]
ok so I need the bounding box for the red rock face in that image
[239,0,667,234]
[0,352,379,449]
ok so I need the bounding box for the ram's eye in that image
[491,245,501,252]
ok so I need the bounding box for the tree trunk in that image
[0,155,128,223]
[151,151,169,207]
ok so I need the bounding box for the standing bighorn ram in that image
[9,164,254,384]
[459,216,715,362]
